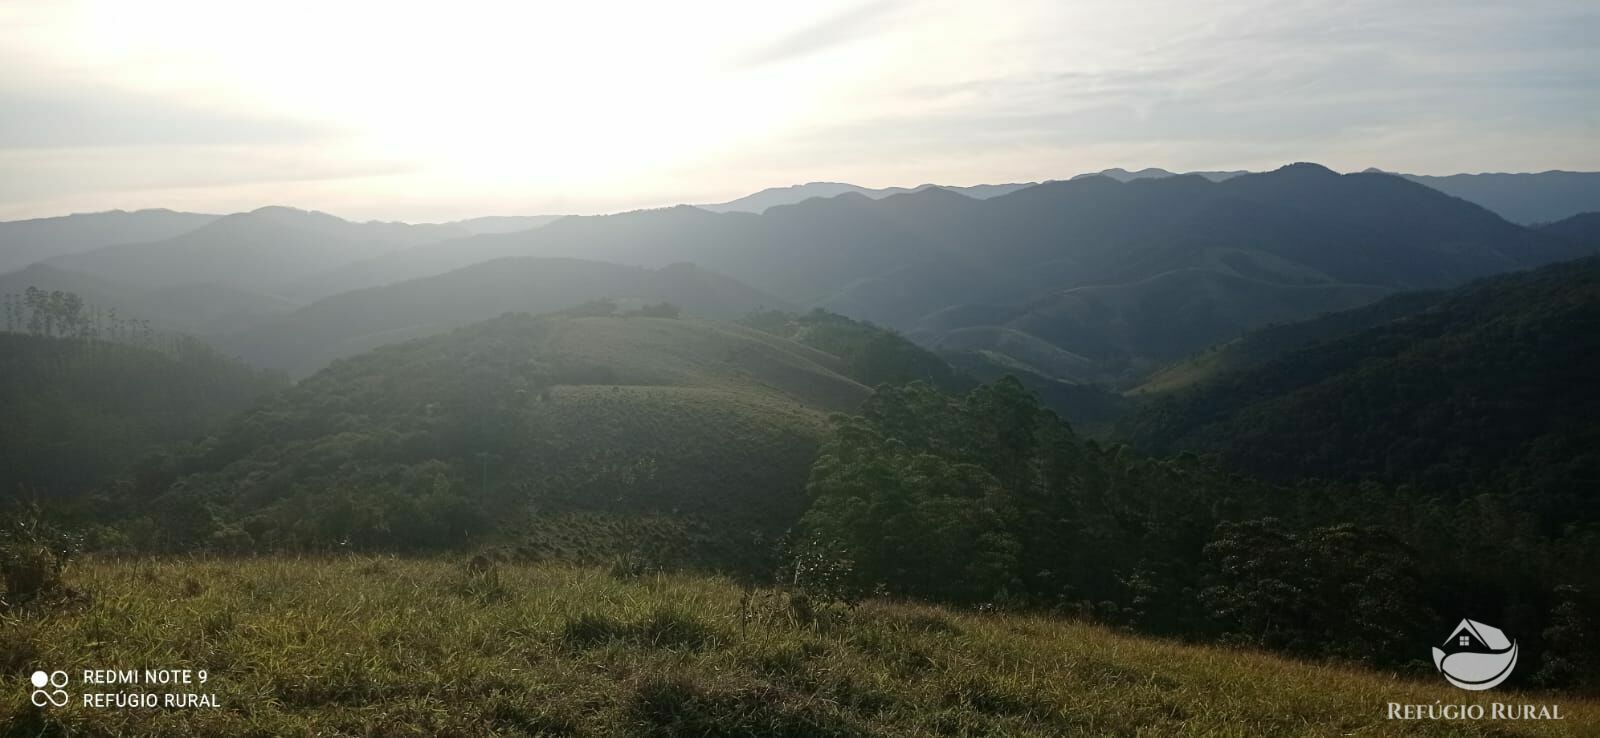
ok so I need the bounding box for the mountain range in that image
[342,163,1583,384]
[45,206,468,295]
[0,208,218,274]
[699,181,1041,213]
[2,162,1596,385]
[698,168,1600,225]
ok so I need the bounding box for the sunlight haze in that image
[2,0,1595,220]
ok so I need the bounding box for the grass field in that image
[3,558,1595,737]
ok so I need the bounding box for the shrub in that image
[0,504,79,609]
[608,549,660,580]
[454,555,509,603]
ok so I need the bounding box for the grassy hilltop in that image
[3,557,1595,737]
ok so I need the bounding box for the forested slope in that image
[0,332,284,499]
[1121,257,1600,508]
[121,314,870,554]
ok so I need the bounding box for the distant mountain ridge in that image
[1069,167,1249,183]
[442,214,567,235]
[46,206,469,294]
[701,167,1600,224]
[700,181,1041,213]
[4,163,1594,389]
[1379,170,1600,225]
[388,163,1586,385]
[0,208,218,273]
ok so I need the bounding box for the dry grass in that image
[2,557,1595,737]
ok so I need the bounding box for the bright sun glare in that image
[35,2,924,191]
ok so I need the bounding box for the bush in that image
[608,549,663,580]
[0,504,79,609]
[455,555,509,603]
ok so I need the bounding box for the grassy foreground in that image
[2,558,1595,737]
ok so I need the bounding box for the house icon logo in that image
[1432,619,1517,691]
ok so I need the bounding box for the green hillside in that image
[0,332,285,500]
[1121,257,1600,503]
[4,557,1594,737]
[787,375,1599,687]
[943,350,1129,434]
[1133,289,1449,394]
[739,309,972,393]
[125,314,869,554]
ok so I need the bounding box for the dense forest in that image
[1122,258,1600,517]
[797,378,1599,688]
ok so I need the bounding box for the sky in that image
[1,0,1595,222]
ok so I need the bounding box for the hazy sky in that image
[2,0,1595,221]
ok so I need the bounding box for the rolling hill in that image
[0,208,216,273]
[1120,256,1600,506]
[141,313,870,552]
[220,258,790,376]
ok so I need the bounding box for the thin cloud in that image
[731,0,904,68]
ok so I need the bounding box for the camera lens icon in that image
[30,670,69,707]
